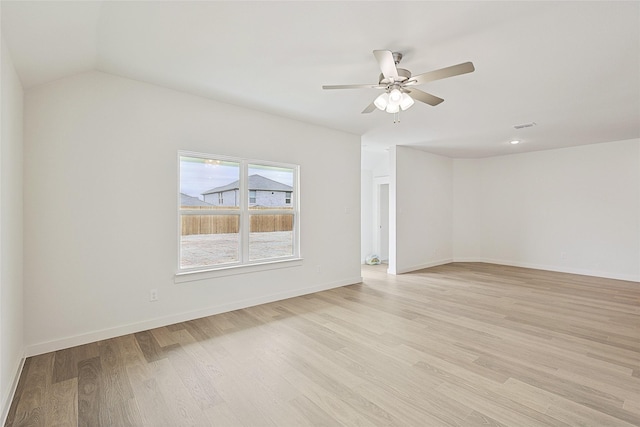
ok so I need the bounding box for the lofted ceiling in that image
[1,1,638,158]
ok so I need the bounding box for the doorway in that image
[378,183,389,263]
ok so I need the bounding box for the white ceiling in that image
[2,1,639,158]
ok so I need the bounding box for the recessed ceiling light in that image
[510,140,520,145]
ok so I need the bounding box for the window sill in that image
[175,258,303,283]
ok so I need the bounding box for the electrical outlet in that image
[149,289,158,302]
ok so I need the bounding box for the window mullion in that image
[240,161,250,263]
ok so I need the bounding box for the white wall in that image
[453,139,640,281]
[452,158,483,260]
[24,71,362,355]
[1,39,24,421]
[390,146,453,274]
[388,147,398,273]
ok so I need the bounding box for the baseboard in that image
[393,258,453,275]
[25,276,363,357]
[452,257,640,282]
[1,353,25,426]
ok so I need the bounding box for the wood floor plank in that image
[44,377,77,426]
[125,365,173,426]
[164,334,223,410]
[436,381,571,427]
[5,262,640,427]
[464,410,509,427]
[77,357,102,427]
[10,353,53,427]
[623,397,640,415]
[281,367,379,426]
[96,339,134,405]
[148,327,177,348]
[202,403,246,427]
[503,378,638,427]
[52,348,76,385]
[4,358,32,427]
[52,343,98,385]
[288,394,341,427]
[147,358,210,426]
[95,338,140,426]
[133,331,170,364]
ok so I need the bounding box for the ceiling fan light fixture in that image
[386,103,400,114]
[389,88,402,104]
[374,93,389,110]
[400,93,415,111]
[322,50,476,120]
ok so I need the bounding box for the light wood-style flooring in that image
[6,263,640,426]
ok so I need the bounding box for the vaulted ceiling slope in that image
[2,1,638,157]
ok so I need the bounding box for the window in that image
[178,152,299,273]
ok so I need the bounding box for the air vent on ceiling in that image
[514,122,536,129]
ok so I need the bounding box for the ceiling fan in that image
[323,50,475,116]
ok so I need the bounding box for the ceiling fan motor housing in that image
[379,68,412,85]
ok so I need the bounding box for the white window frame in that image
[176,151,301,281]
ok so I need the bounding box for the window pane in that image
[247,164,294,210]
[180,156,240,209]
[179,153,299,272]
[249,214,294,260]
[180,214,239,267]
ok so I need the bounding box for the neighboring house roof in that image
[180,193,213,207]
[202,174,292,195]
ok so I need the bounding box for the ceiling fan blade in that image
[411,62,475,85]
[361,102,377,114]
[405,88,444,106]
[373,50,399,80]
[322,84,385,90]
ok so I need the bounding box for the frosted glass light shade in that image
[374,93,389,110]
[389,88,402,103]
[386,103,400,113]
[400,93,415,111]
